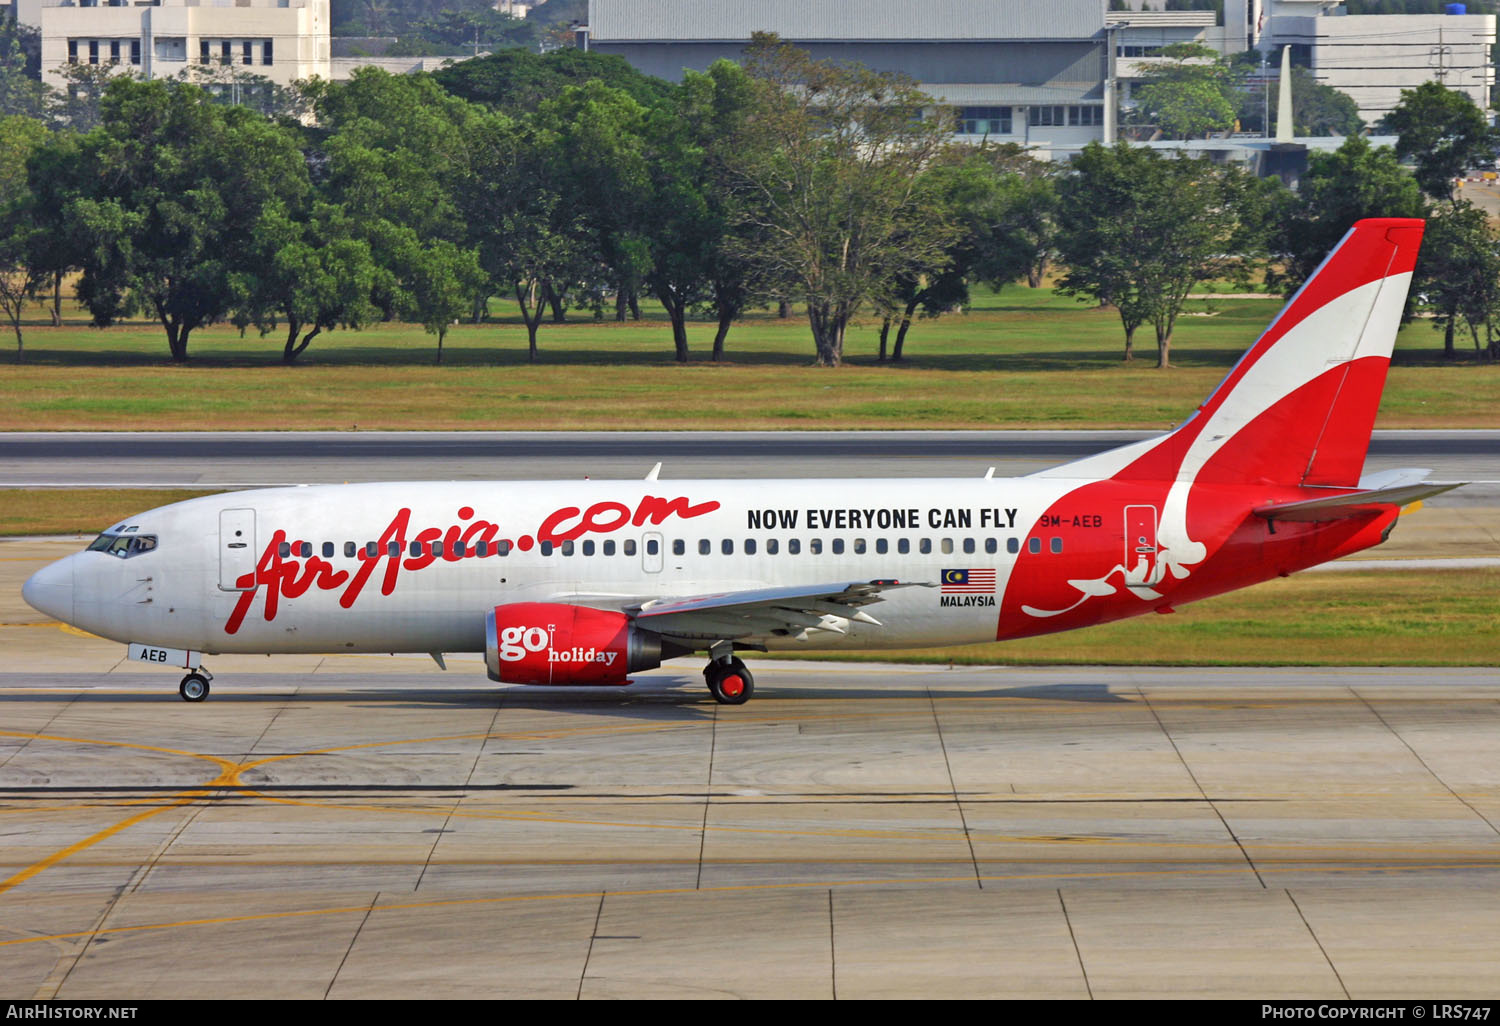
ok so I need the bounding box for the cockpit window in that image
[86,533,158,559]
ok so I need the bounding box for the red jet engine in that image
[485,602,685,685]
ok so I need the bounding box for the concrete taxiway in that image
[1,659,1498,1000]
[4,429,1499,488]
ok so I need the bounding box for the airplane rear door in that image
[219,508,257,591]
[1123,505,1164,589]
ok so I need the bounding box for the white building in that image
[1259,1,1494,125]
[587,0,1117,158]
[17,0,331,90]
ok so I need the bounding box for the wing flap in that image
[632,579,930,641]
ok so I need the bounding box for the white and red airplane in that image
[23,218,1458,704]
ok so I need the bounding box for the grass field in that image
[0,489,218,536]
[2,286,1497,431]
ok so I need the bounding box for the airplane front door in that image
[1123,505,1165,589]
[219,508,257,591]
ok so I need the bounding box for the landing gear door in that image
[1123,505,1164,589]
[219,508,257,591]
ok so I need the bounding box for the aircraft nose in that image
[22,557,74,624]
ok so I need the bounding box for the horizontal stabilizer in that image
[1255,481,1463,522]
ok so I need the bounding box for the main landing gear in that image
[179,667,213,702]
[704,656,754,705]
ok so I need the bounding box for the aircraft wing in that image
[1254,481,1463,522]
[628,579,933,642]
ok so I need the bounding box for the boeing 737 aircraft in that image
[23,218,1459,704]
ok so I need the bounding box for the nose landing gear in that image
[179,668,213,702]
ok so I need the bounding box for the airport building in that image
[14,0,332,90]
[585,0,1496,157]
[1255,0,1494,125]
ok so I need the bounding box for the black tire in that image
[706,659,754,705]
[179,673,210,702]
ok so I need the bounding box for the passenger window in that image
[1051,537,1063,553]
[898,538,910,554]
[745,539,757,555]
[722,539,733,555]
[1029,538,1041,554]
[624,539,636,556]
[876,538,888,554]
[561,541,574,556]
[297,542,311,558]
[985,538,998,554]
[279,542,291,558]
[497,540,511,556]
[963,538,975,555]
[603,540,615,556]
[832,538,845,555]
[453,541,468,558]
[941,538,954,555]
[388,541,400,558]
[767,539,779,555]
[646,538,658,556]
[788,539,801,555]
[810,539,822,554]
[344,541,356,558]
[854,538,866,554]
[672,539,684,556]
[322,542,334,558]
[365,541,378,558]
[1007,538,1020,554]
[699,539,711,555]
[539,541,553,556]
[476,540,490,557]
[409,541,421,557]
[583,540,595,556]
[919,538,931,554]
[432,540,445,558]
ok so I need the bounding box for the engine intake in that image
[485,602,686,685]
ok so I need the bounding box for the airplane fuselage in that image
[32,476,1395,658]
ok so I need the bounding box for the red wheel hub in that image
[720,674,744,698]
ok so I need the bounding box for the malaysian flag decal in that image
[941,569,996,594]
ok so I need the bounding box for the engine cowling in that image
[485,602,682,685]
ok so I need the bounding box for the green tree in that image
[1234,61,1364,137]
[1128,43,1239,141]
[1057,142,1271,368]
[1379,81,1494,200]
[1414,200,1500,359]
[1271,134,1428,294]
[52,63,132,132]
[431,49,670,114]
[460,109,594,360]
[0,14,50,120]
[58,78,310,360]
[176,63,311,122]
[232,203,378,362]
[308,67,488,350]
[730,34,959,367]
[403,237,485,363]
[537,80,654,327]
[0,114,50,360]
